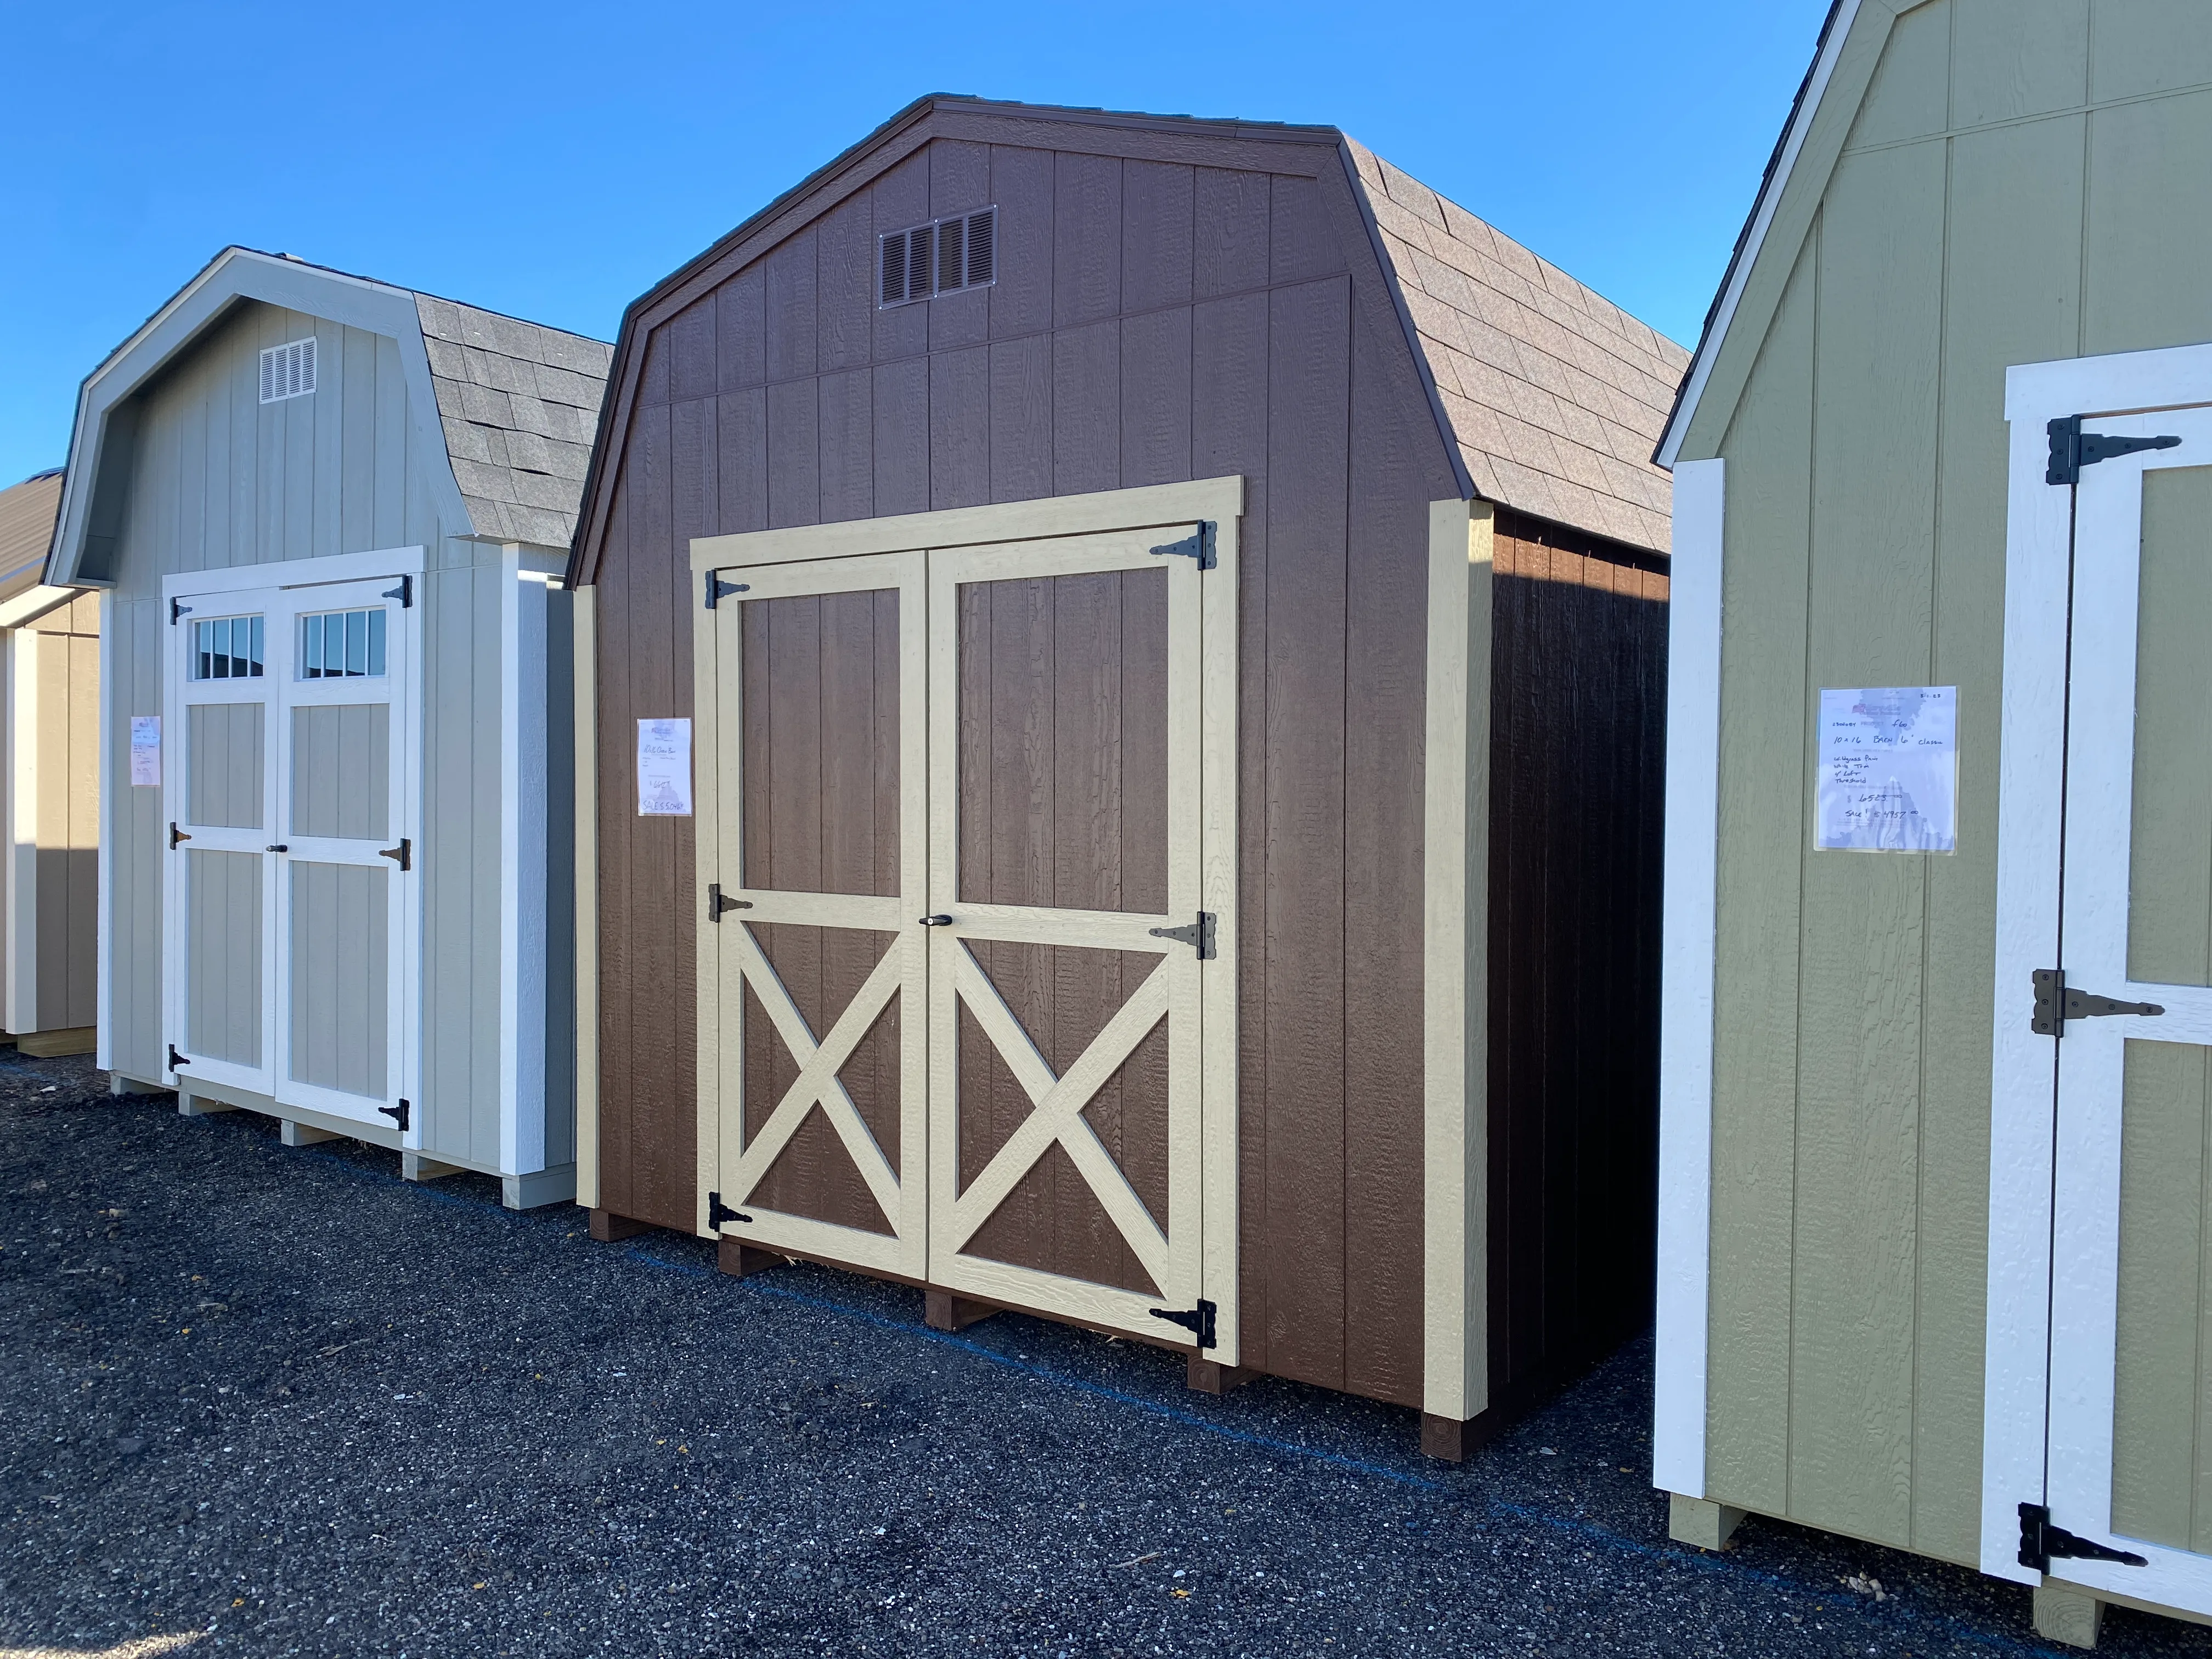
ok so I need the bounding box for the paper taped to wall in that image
[1816,687,1956,853]
[636,718,692,816]
[129,715,161,788]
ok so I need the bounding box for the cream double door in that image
[162,568,417,1133]
[698,526,1235,1358]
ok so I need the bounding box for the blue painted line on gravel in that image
[283,1135,2074,1659]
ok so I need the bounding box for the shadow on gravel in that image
[0,1056,2197,1657]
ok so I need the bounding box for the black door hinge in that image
[2032,968,2165,1037]
[704,574,750,610]
[170,598,192,625]
[167,1043,189,1071]
[168,821,191,849]
[382,575,413,609]
[379,839,411,871]
[2018,1503,2147,1572]
[707,1190,753,1230]
[1147,912,1217,960]
[707,883,751,922]
[377,1098,411,1132]
[2046,416,2182,485]
[1148,523,1216,571]
[1149,1299,1218,1348]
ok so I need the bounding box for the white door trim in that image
[160,545,425,600]
[1984,342,2212,1587]
[1654,455,1725,1498]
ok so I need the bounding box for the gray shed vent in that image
[879,207,996,308]
[258,337,317,403]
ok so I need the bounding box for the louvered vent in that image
[878,207,996,308]
[258,338,317,403]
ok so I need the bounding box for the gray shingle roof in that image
[1347,140,1690,555]
[414,296,612,548]
[0,471,63,596]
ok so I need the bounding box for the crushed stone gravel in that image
[1,1052,2199,1657]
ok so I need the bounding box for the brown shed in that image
[567,96,1686,1452]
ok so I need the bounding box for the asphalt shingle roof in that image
[0,471,63,592]
[413,296,612,549]
[1348,140,1689,555]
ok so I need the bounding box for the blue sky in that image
[0,0,1830,484]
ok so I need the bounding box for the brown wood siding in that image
[583,111,1610,1410]
[1486,509,1669,1412]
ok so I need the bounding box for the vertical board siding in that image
[1686,0,2212,1564]
[29,597,102,1030]
[589,129,1701,1409]
[1487,514,1668,1415]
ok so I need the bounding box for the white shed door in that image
[165,574,416,1133]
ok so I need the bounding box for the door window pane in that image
[300,608,387,680]
[191,615,265,681]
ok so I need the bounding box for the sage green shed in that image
[1655,1,2212,1646]
[47,247,608,1208]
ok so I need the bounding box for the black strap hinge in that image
[379,839,411,872]
[2018,1503,2147,1572]
[168,821,191,849]
[707,1190,753,1230]
[1148,523,1216,571]
[704,574,750,610]
[1149,1299,1217,1349]
[170,598,192,625]
[382,575,413,609]
[2046,416,2182,485]
[167,1043,190,1071]
[377,1098,411,1132]
[707,883,751,922]
[2032,968,2164,1037]
[1147,912,1216,960]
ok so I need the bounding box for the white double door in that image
[1991,377,2212,1614]
[162,568,417,1132]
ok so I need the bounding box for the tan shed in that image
[571,97,1686,1452]
[1655,1,2212,1645]
[0,469,99,1056]
[48,248,608,1207]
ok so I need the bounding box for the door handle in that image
[266,844,289,853]
[919,915,954,927]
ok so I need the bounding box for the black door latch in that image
[1149,1299,1218,1348]
[2032,968,2164,1036]
[2019,1503,2147,1572]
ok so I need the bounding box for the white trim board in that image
[1982,342,2212,1589]
[1656,1,1864,469]
[1653,458,1724,1497]
[160,545,425,600]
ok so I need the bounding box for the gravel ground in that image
[3,1054,2207,1659]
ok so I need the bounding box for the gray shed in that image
[46,247,609,1207]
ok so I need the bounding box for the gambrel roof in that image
[47,248,610,584]
[572,96,1688,569]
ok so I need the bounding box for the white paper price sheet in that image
[129,715,162,787]
[1816,686,1957,854]
[636,718,693,817]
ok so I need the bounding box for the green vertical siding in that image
[1686,0,2212,1565]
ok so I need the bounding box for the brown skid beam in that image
[719,1236,787,1279]
[1187,1355,1259,1395]
[925,1290,999,1332]
[587,1208,652,1243]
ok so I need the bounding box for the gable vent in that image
[259,338,317,403]
[879,207,996,308]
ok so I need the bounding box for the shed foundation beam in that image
[1668,1494,1746,1551]
[587,1208,651,1242]
[924,1290,997,1333]
[503,1164,577,1211]
[2033,1585,2103,1650]
[718,1236,785,1279]
[110,1075,168,1097]
[18,1026,96,1057]
[1187,1355,1257,1395]
[281,1121,344,1147]
[177,1094,234,1117]
[400,1152,464,1184]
